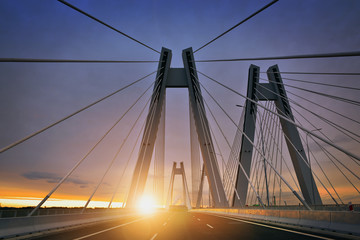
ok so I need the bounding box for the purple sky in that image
[0,0,359,206]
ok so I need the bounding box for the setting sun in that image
[137,195,156,214]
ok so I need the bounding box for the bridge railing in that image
[0,208,136,239]
[192,207,360,236]
[208,204,360,212]
[0,208,124,218]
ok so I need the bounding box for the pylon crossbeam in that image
[233,64,322,207]
[127,47,228,208]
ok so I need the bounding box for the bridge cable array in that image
[260,71,360,76]
[259,79,360,200]
[256,78,360,142]
[201,90,265,207]
[108,117,147,208]
[195,69,360,206]
[222,110,245,201]
[27,71,162,216]
[195,75,311,209]
[0,58,159,63]
[196,70,360,163]
[81,81,159,213]
[276,76,360,91]
[196,51,360,62]
[197,68,336,207]
[58,0,160,54]
[0,71,156,154]
[190,79,261,206]
[248,102,291,206]
[193,0,279,54]
[252,83,342,205]
[254,76,360,197]
[191,70,297,207]
[254,80,360,180]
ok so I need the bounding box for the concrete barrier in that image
[279,210,300,225]
[0,210,136,238]
[193,208,360,236]
[299,210,330,229]
[329,211,360,234]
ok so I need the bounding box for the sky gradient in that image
[1,0,359,208]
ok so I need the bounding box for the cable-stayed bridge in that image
[1,0,360,239]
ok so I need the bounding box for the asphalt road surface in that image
[31,211,345,240]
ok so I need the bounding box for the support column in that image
[196,164,206,208]
[126,48,172,207]
[233,64,322,207]
[190,102,201,207]
[166,162,191,208]
[267,65,322,205]
[183,48,228,208]
[155,100,165,206]
[233,65,260,207]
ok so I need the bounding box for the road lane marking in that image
[206,224,214,229]
[150,233,158,240]
[210,214,334,240]
[73,217,146,240]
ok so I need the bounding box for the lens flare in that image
[137,195,156,214]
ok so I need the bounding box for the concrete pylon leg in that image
[233,64,322,207]
[267,65,322,206]
[126,48,172,207]
[190,101,200,207]
[183,48,228,208]
[155,99,165,206]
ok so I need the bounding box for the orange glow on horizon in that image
[1,184,359,208]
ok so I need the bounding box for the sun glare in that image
[137,195,156,214]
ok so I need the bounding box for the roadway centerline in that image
[149,213,173,240]
[209,214,335,240]
[72,217,147,240]
[150,232,158,240]
[206,223,214,229]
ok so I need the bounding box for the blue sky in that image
[0,0,359,206]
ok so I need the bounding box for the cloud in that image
[307,134,356,154]
[21,171,89,186]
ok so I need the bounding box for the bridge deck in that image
[25,211,346,240]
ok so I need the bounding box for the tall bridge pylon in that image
[126,47,228,208]
[233,64,322,207]
[166,162,192,209]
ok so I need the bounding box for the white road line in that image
[73,217,146,240]
[206,224,214,229]
[150,233,158,240]
[211,214,334,240]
